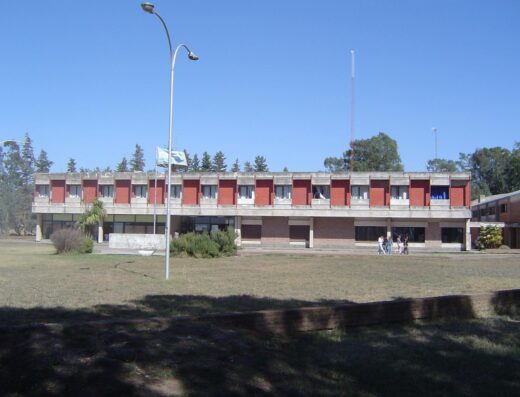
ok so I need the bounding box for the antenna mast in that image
[350,49,355,171]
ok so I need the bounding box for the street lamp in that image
[141,2,198,280]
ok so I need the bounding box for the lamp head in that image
[188,51,199,61]
[141,2,155,13]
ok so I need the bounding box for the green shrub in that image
[479,225,503,249]
[50,228,93,254]
[170,229,237,258]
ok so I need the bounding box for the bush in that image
[479,225,503,249]
[170,229,237,258]
[50,228,93,254]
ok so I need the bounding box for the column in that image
[35,214,42,241]
[234,216,241,247]
[309,217,314,248]
[97,219,103,243]
[464,218,471,251]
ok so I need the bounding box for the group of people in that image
[377,234,408,255]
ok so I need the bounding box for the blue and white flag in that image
[156,147,188,167]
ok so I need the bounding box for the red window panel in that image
[255,179,273,206]
[331,180,349,206]
[50,180,65,204]
[369,180,389,207]
[183,180,200,205]
[115,180,131,204]
[218,179,237,206]
[83,180,98,203]
[148,179,165,205]
[410,180,430,207]
[293,180,311,205]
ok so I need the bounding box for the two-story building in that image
[471,189,520,248]
[32,171,473,250]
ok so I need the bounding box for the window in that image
[500,204,508,213]
[391,227,425,243]
[441,227,464,243]
[36,185,49,197]
[312,185,330,199]
[351,185,369,200]
[239,185,254,199]
[68,185,81,198]
[431,186,449,200]
[480,208,487,216]
[133,185,147,198]
[170,184,182,199]
[391,185,409,200]
[472,210,479,218]
[100,185,113,198]
[201,185,217,199]
[355,226,386,241]
[488,206,496,215]
[275,185,292,199]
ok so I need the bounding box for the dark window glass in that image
[391,227,425,243]
[441,227,463,243]
[355,226,386,241]
[431,186,449,200]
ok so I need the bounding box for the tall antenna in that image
[432,127,438,159]
[350,49,355,171]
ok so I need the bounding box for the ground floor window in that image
[355,226,386,241]
[42,214,81,239]
[391,227,425,243]
[241,224,261,240]
[441,227,463,243]
[180,216,234,234]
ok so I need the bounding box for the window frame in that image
[132,184,148,199]
[201,184,218,199]
[100,184,114,198]
[275,185,292,200]
[351,185,369,200]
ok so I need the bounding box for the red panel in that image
[51,180,65,204]
[450,184,465,207]
[370,180,389,207]
[218,179,237,206]
[115,180,130,204]
[83,180,97,203]
[255,179,273,206]
[293,180,311,205]
[148,179,165,205]
[183,179,200,205]
[464,180,471,207]
[410,180,430,207]
[331,180,349,206]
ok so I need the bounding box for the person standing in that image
[403,235,409,255]
[387,235,394,255]
[378,235,385,255]
[397,235,403,254]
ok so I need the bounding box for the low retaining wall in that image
[108,233,165,250]
[10,288,518,336]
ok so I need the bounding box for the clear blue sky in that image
[1,1,519,172]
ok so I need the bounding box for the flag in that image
[156,147,188,168]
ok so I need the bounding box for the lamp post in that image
[141,2,198,280]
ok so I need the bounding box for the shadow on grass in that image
[0,293,519,396]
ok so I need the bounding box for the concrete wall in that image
[109,233,165,250]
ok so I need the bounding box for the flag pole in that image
[153,147,158,234]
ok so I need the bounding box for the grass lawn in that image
[1,240,520,396]
[1,240,520,326]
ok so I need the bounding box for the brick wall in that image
[425,222,441,247]
[261,217,289,245]
[314,217,355,248]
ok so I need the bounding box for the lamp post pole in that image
[141,2,198,280]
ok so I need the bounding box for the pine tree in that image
[201,151,212,172]
[283,166,289,172]
[213,151,227,172]
[67,158,77,173]
[191,153,200,172]
[20,133,35,184]
[116,157,129,172]
[130,144,145,171]
[244,161,254,172]
[35,150,53,173]
[231,158,240,172]
[253,156,268,172]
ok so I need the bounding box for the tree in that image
[130,144,145,171]
[458,147,511,199]
[479,225,503,249]
[323,132,403,172]
[201,151,212,172]
[243,161,254,172]
[20,133,35,184]
[76,198,106,237]
[506,142,520,192]
[231,159,240,172]
[191,154,200,172]
[116,157,129,172]
[35,150,53,173]
[426,158,458,173]
[67,158,77,173]
[283,166,289,172]
[253,156,269,172]
[213,151,227,172]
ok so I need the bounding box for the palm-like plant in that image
[77,198,106,232]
